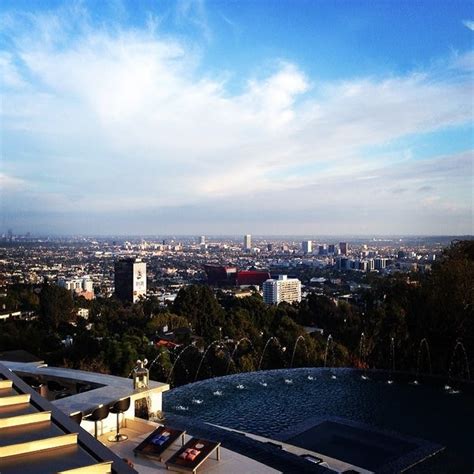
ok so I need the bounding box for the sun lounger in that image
[133,425,186,461]
[165,438,221,473]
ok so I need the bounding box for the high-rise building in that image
[199,235,206,245]
[374,258,387,271]
[339,242,349,255]
[328,244,336,254]
[267,243,274,251]
[302,240,312,254]
[318,244,327,256]
[114,257,147,303]
[336,257,349,270]
[244,234,252,250]
[263,275,301,304]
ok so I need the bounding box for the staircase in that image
[0,370,133,474]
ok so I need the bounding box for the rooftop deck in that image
[0,359,375,473]
[0,361,291,473]
[99,417,280,474]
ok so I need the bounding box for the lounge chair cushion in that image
[179,448,202,461]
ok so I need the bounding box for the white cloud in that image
[1,8,473,234]
[452,50,474,71]
[462,20,474,31]
[176,0,211,41]
[0,52,26,88]
[0,173,26,191]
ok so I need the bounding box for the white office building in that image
[263,275,302,305]
[58,277,94,296]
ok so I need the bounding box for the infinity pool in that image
[163,368,473,472]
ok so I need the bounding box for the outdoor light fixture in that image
[132,359,149,390]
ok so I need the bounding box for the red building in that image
[204,265,270,287]
[236,270,271,287]
[204,265,237,285]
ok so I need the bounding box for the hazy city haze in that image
[1,0,473,235]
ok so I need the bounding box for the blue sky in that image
[1,0,473,235]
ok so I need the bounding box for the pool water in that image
[163,368,473,472]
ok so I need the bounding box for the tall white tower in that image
[244,234,252,250]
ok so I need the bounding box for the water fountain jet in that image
[412,338,432,385]
[359,332,369,380]
[290,335,309,368]
[226,337,257,374]
[387,337,396,384]
[446,340,470,393]
[194,340,232,382]
[148,348,171,372]
[324,335,337,378]
[257,337,284,371]
[166,344,199,385]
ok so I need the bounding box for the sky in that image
[1,0,473,236]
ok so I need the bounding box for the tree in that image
[39,283,75,330]
[173,285,225,340]
[146,312,190,336]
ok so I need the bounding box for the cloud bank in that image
[1,6,473,235]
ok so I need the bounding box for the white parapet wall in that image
[0,360,169,438]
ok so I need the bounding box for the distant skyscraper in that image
[318,244,327,256]
[336,257,349,270]
[244,234,252,250]
[114,257,147,303]
[199,235,206,245]
[267,243,273,251]
[339,242,349,255]
[302,240,312,254]
[263,275,301,304]
[328,244,336,254]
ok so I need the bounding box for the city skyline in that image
[1,0,473,235]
